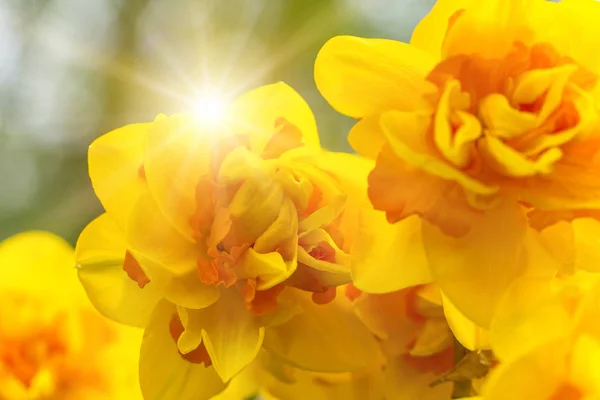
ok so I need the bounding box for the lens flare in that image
[191,91,230,127]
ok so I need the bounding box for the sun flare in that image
[191,91,230,127]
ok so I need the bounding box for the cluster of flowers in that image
[4,0,600,398]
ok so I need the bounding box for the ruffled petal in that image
[381,109,495,196]
[230,82,320,153]
[315,35,436,118]
[139,300,226,400]
[369,144,481,237]
[76,213,162,327]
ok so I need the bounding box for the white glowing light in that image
[191,92,230,126]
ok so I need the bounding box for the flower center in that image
[426,41,597,196]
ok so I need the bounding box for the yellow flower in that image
[0,232,141,400]
[478,272,600,399]
[315,0,600,327]
[75,82,381,399]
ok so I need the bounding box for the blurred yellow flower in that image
[0,232,141,400]
[315,0,600,327]
[76,82,381,399]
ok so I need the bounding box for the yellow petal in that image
[88,122,150,229]
[481,339,569,400]
[161,270,220,310]
[423,201,556,327]
[230,82,320,153]
[175,306,203,355]
[351,291,419,356]
[442,293,490,352]
[253,197,298,256]
[572,218,600,273]
[127,192,201,278]
[529,0,600,75]
[198,289,265,382]
[347,115,386,159]
[410,0,473,59]
[315,35,436,118]
[237,248,295,290]
[352,213,431,293]
[434,81,482,168]
[76,213,162,327]
[294,163,347,234]
[217,146,264,184]
[480,135,562,177]
[298,229,351,286]
[264,288,382,373]
[227,171,285,245]
[409,318,453,357]
[210,357,263,400]
[126,192,220,308]
[512,65,578,124]
[569,334,600,393]
[272,168,312,213]
[139,300,226,400]
[478,94,538,139]
[573,276,600,339]
[490,277,572,362]
[144,114,212,242]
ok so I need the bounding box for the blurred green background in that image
[0,0,434,244]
